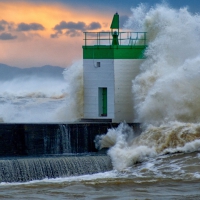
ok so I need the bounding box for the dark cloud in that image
[50,33,59,38]
[0,32,17,40]
[17,23,45,31]
[0,20,8,31]
[0,20,45,40]
[119,15,129,28]
[52,21,101,38]
[0,20,8,25]
[0,25,4,31]
[54,21,85,31]
[87,22,101,30]
[65,29,82,37]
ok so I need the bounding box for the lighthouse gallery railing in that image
[83,32,147,46]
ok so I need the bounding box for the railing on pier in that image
[83,32,147,46]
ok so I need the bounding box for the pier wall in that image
[0,123,141,156]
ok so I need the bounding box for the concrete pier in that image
[0,123,141,156]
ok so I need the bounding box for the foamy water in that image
[127,4,200,124]
[97,4,200,172]
[97,122,200,170]
[0,61,83,122]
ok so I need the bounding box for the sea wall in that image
[0,155,112,182]
[0,123,141,156]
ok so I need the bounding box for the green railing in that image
[83,32,147,46]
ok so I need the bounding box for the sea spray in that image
[126,4,200,124]
[56,61,83,121]
[0,61,83,122]
[96,122,200,170]
[0,77,67,122]
[95,123,135,150]
[97,4,200,171]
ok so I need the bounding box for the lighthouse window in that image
[97,62,100,67]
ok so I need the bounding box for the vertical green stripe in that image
[102,88,107,115]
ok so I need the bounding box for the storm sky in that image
[0,0,199,68]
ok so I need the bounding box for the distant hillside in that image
[0,63,65,80]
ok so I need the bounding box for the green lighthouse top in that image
[110,13,119,45]
[83,13,147,47]
[110,12,119,30]
[82,13,147,59]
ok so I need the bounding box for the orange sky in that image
[0,1,111,68]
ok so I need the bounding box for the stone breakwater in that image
[0,123,141,156]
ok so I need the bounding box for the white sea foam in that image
[126,4,200,124]
[0,170,117,186]
[97,122,200,170]
[0,61,83,122]
[97,4,200,171]
[61,61,83,121]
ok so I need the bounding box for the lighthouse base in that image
[80,118,112,122]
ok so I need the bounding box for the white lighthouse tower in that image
[82,13,147,123]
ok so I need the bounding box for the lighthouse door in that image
[99,87,107,116]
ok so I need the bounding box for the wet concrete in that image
[0,123,141,156]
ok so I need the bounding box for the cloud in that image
[0,20,8,31]
[0,25,4,31]
[87,22,101,30]
[0,20,45,41]
[54,21,85,31]
[50,33,59,38]
[52,20,101,38]
[0,32,17,40]
[0,20,16,33]
[0,20,7,25]
[17,23,45,31]
[65,29,82,37]
[119,15,129,28]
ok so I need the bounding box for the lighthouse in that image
[82,13,147,123]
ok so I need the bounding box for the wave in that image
[125,4,200,124]
[96,122,200,170]
[96,4,200,171]
[0,61,83,123]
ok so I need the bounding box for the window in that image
[96,62,100,67]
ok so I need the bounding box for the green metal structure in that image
[110,13,119,30]
[83,13,147,59]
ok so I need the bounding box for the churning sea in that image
[1,152,200,199]
[2,3,200,200]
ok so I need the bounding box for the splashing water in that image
[59,61,83,121]
[128,4,200,124]
[0,61,83,122]
[97,122,200,170]
[96,4,200,170]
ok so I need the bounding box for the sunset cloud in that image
[87,22,102,30]
[0,32,17,40]
[17,23,45,31]
[0,20,15,32]
[52,21,102,38]
[0,20,8,31]
[0,20,45,40]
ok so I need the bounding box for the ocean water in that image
[0,61,83,123]
[1,3,200,199]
